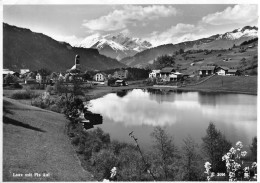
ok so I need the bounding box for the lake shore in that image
[86,76,257,100]
[86,83,257,101]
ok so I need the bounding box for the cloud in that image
[146,23,206,46]
[82,5,178,31]
[202,4,258,25]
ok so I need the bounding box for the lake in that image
[87,89,257,151]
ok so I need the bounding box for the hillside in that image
[3,23,125,72]
[180,75,257,94]
[3,97,95,181]
[121,26,258,68]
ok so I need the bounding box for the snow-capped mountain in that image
[217,26,258,40]
[75,33,152,60]
[121,25,258,68]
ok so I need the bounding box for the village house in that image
[215,66,239,76]
[160,67,178,81]
[215,66,229,75]
[199,66,216,76]
[226,69,238,76]
[3,69,14,78]
[20,69,30,75]
[113,69,128,79]
[94,73,107,82]
[36,73,42,83]
[149,70,160,78]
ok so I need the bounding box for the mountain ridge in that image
[3,23,125,72]
[75,33,152,60]
[120,25,258,67]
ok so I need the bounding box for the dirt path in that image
[3,97,95,181]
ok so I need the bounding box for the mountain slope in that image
[121,26,258,68]
[3,23,125,72]
[75,33,152,60]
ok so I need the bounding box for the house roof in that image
[160,67,175,73]
[227,69,237,73]
[3,69,14,75]
[199,66,216,71]
[150,70,160,74]
[217,66,229,71]
[95,72,107,77]
[174,72,183,75]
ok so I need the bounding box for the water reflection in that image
[116,90,129,98]
[88,89,257,149]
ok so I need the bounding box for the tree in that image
[181,135,203,181]
[250,136,257,161]
[50,72,58,80]
[150,126,179,180]
[4,74,18,84]
[153,55,176,70]
[37,68,51,76]
[201,123,232,173]
[179,48,184,54]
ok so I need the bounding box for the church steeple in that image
[75,54,80,70]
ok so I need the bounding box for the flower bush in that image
[205,141,257,181]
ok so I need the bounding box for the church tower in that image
[75,54,80,70]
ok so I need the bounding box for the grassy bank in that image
[180,75,257,95]
[3,97,95,181]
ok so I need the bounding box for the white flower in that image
[244,167,249,172]
[236,141,243,149]
[234,162,241,170]
[229,172,235,178]
[204,162,211,169]
[244,172,249,178]
[110,167,117,178]
[227,152,232,157]
[222,154,230,161]
[226,162,231,169]
[252,162,257,168]
[229,147,236,154]
[103,179,110,182]
[241,151,247,157]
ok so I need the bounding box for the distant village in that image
[3,55,130,87]
[3,54,242,88]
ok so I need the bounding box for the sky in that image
[3,3,259,47]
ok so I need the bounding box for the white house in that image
[216,66,229,75]
[226,69,238,76]
[199,66,216,76]
[36,73,42,83]
[3,69,14,77]
[20,69,30,75]
[149,70,160,78]
[94,73,107,82]
[160,67,176,81]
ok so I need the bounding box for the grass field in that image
[180,75,257,94]
[3,97,95,181]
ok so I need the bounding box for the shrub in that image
[91,149,119,180]
[45,85,53,93]
[31,96,48,109]
[23,84,41,90]
[11,89,39,99]
[4,74,18,84]
[49,104,62,113]
[11,90,31,99]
